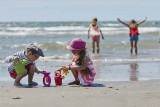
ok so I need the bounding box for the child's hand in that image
[88,35,90,39]
[13,56,20,64]
[62,66,69,71]
[102,36,104,39]
[56,67,63,71]
[56,66,69,72]
[117,18,121,22]
[38,70,45,74]
[145,17,147,20]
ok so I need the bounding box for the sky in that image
[0,0,160,22]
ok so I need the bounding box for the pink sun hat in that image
[67,38,87,50]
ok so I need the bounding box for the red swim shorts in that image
[9,63,33,79]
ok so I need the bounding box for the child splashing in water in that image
[58,38,96,86]
[117,17,147,55]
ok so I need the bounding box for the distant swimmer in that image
[117,17,147,55]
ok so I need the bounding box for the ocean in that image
[0,21,160,86]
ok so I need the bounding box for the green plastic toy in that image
[13,59,27,74]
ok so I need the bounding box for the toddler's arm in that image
[100,30,104,39]
[34,67,44,74]
[88,25,91,39]
[63,56,89,71]
[5,55,18,63]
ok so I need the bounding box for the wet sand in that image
[1,80,160,107]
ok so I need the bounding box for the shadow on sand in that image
[69,83,106,87]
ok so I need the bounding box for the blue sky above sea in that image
[0,0,160,22]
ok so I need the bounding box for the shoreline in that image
[1,80,160,107]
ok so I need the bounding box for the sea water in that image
[0,21,160,85]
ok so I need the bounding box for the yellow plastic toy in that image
[61,66,69,79]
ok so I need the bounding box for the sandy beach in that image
[0,0,160,107]
[1,80,160,107]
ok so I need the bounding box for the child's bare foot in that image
[28,81,38,86]
[14,81,22,87]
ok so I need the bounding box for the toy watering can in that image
[43,71,51,87]
[54,70,62,86]
[13,59,27,74]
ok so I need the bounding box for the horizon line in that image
[0,20,159,22]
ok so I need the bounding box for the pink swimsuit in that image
[89,25,101,43]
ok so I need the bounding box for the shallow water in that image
[0,21,160,85]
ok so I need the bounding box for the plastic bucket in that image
[14,60,27,74]
[54,72,62,85]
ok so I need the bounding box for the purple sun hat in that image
[67,38,87,50]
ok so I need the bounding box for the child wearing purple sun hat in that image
[58,38,96,86]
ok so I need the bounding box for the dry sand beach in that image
[1,80,160,107]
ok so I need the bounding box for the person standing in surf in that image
[117,17,147,55]
[88,17,104,53]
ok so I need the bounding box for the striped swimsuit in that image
[70,55,96,86]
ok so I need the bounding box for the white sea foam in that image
[102,23,121,27]
[0,26,160,36]
[55,41,67,46]
[102,58,160,63]
[39,54,72,62]
[37,55,160,63]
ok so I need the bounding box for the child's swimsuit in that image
[89,25,101,43]
[5,51,38,79]
[70,55,96,86]
[129,27,139,42]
